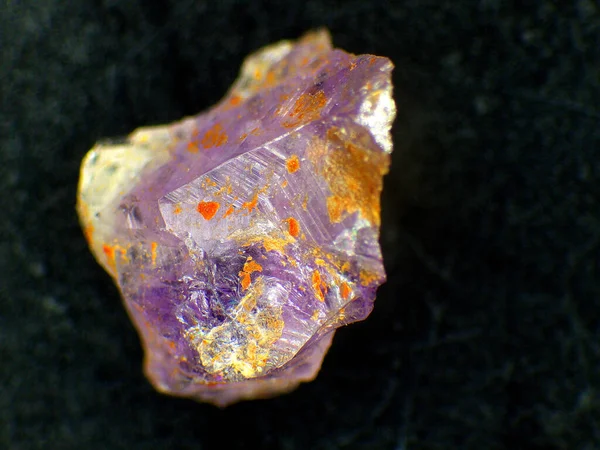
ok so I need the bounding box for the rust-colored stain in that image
[308,128,390,226]
[201,123,228,149]
[360,270,380,286]
[326,196,345,224]
[265,71,276,86]
[282,91,327,128]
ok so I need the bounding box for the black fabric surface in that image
[1,1,599,449]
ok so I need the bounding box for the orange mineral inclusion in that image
[286,154,301,173]
[197,201,220,220]
[201,123,228,149]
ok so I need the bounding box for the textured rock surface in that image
[77,30,395,406]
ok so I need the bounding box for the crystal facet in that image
[77,30,396,407]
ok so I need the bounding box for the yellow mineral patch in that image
[360,270,380,286]
[326,195,345,223]
[231,226,295,255]
[227,38,294,100]
[302,194,309,211]
[191,279,285,380]
[76,124,171,278]
[215,178,233,196]
[308,128,390,225]
[261,235,293,253]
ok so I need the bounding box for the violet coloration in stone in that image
[77,30,396,407]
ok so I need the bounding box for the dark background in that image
[1,1,599,449]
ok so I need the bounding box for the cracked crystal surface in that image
[77,30,396,407]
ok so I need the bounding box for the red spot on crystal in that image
[197,201,220,220]
[285,217,300,237]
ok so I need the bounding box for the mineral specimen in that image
[77,30,395,407]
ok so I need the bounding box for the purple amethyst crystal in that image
[77,30,396,406]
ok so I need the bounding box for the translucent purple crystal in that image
[77,30,395,406]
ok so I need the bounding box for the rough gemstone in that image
[77,30,396,407]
